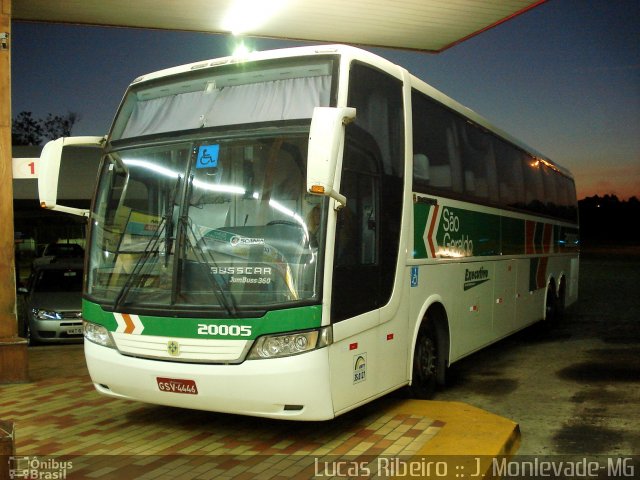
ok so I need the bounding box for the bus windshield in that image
[88,131,327,315]
[87,56,337,315]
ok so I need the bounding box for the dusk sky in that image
[10,0,639,200]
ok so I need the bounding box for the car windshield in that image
[87,131,328,315]
[33,268,83,293]
[43,243,84,257]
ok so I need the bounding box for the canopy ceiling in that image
[12,0,545,52]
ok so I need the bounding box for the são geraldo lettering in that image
[440,208,473,256]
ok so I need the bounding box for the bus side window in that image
[411,89,455,193]
[332,62,403,322]
[332,135,381,320]
[458,119,494,200]
[556,174,573,221]
[541,164,558,214]
[495,139,526,208]
[523,154,545,212]
[446,127,463,192]
[335,166,377,266]
[565,177,579,222]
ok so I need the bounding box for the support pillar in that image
[0,0,28,383]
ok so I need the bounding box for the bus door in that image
[492,259,517,337]
[328,62,405,413]
[329,133,383,410]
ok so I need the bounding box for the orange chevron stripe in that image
[427,204,439,258]
[542,223,553,254]
[122,313,135,334]
[525,220,536,254]
[537,256,549,290]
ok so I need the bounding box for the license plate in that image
[67,327,83,335]
[156,377,198,395]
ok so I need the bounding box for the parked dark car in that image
[33,242,85,267]
[18,260,84,344]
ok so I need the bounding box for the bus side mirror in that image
[307,107,356,209]
[39,136,105,217]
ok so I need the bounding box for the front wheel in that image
[409,322,440,399]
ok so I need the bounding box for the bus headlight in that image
[247,327,332,359]
[84,321,116,348]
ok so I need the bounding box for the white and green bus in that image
[39,45,579,420]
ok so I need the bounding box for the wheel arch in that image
[543,275,558,322]
[410,295,450,386]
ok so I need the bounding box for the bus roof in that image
[127,44,573,180]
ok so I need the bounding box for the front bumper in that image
[30,317,83,343]
[84,339,335,420]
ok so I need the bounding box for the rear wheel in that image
[409,322,439,399]
[556,279,566,321]
[545,285,558,324]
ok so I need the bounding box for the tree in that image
[579,195,640,244]
[42,112,78,139]
[11,111,43,146]
[12,111,79,146]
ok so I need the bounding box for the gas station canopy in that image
[12,0,545,52]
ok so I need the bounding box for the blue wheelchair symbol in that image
[411,267,419,287]
[196,144,219,168]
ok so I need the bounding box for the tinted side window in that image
[412,90,460,193]
[411,89,576,222]
[348,63,404,177]
[335,142,379,267]
[331,64,404,322]
[457,119,498,203]
[494,138,525,208]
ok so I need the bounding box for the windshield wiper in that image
[163,175,182,265]
[175,208,238,317]
[112,175,182,311]
[112,218,166,312]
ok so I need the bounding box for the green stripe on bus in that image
[414,201,518,258]
[502,216,525,255]
[413,202,431,259]
[82,299,322,340]
[413,199,579,259]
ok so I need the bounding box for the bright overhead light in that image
[221,0,288,36]
[232,42,251,59]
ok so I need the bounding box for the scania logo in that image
[167,340,180,357]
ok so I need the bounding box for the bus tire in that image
[409,321,440,399]
[544,282,558,325]
[557,277,566,321]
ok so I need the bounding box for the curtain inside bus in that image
[120,76,332,138]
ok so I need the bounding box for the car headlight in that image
[84,321,116,348]
[33,309,62,320]
[247,327,332,359]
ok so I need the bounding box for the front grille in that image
[112,333,251,364]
